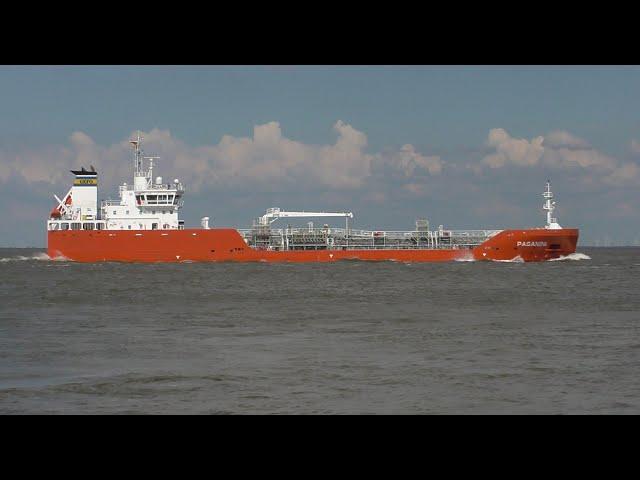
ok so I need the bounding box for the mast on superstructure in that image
[543,180,562,229]
[129,132,143,176]
[129,132,162,191]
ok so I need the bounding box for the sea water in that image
[0,247,638,414]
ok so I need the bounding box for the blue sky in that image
[1,66,639,246]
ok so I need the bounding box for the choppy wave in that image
[548,252,591,262]
[0,253,50,262]
[0,253,70,262]
[492,255,525,263]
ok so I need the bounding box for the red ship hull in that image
[47,227,579,263]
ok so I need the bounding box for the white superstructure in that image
[48,133,185,232]
[100,133,185,231]
[47,167,101,231]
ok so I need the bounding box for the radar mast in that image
[543,180,562,229]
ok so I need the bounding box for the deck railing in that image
[237,227,502,251]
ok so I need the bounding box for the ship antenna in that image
[542,179,561,229]
[129,131,143,176]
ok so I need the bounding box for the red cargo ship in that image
[47,134,579,262]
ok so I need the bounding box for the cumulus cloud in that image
[542,146,617,170]
[542,131,616,170]
[385,144,442,177]
[0,132,135,190]
[0,121,442,195]
[482,128,544,168]
[544,130,591,149]
[479,128,630,184]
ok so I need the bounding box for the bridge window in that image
[96,223,104,230]
[71,223,81,230]
[83,223,94,230]
[61,223,69,230]
[152,223,158,230]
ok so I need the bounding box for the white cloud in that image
[482,128,544,168]
[542,131,616,170]
[384,144,442,177]
[544,130,590,148]
[0,121,442,194]
[542,146,617,170]
[181,120,373,190]
[0,131,135,191]
[480,128,623,181]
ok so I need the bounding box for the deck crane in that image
[259,207,353,227]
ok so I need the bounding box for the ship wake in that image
[491,255,525,263]
[0,253,68,262]
[548,252,591,261]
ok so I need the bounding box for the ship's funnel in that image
[69,169,98,220]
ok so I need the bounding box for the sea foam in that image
[548,252,591,262]
[0,253,70,262]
